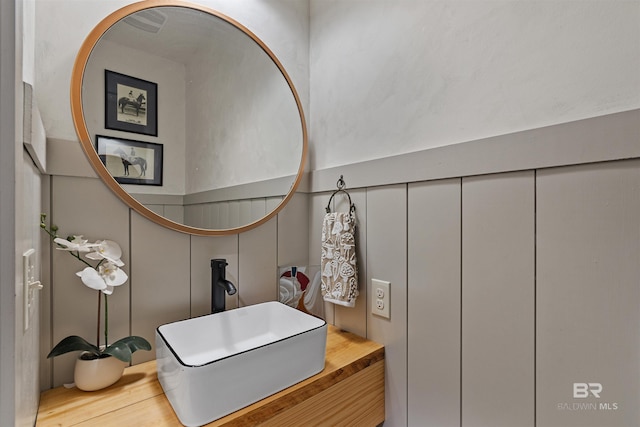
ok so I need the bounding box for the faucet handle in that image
[211,258,228,268]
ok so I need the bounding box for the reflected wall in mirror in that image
[71,0,307,235]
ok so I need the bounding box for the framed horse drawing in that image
[96,135,163,186]
[105,70,158,136]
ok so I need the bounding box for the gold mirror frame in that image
[70,0,307,236]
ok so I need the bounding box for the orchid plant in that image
[41,214,151,362]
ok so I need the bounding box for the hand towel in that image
[321,212,359,307]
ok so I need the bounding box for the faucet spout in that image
[211,259,235,313]
[219,279,237,296]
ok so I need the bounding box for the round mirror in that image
[71,0,307,235]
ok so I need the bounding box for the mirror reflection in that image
[75,4,306,233]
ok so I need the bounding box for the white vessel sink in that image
[156,301,327,427]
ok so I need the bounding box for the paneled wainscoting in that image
[318,159,639,427]
[43,112,639,426]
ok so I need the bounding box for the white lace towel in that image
[321,212,359,307]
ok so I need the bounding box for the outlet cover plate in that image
[371,279,390,319]
[23,249,36,331]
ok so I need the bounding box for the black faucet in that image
[211,259,237,313]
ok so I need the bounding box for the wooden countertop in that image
[37,325,385,426]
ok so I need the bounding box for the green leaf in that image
[47,336,100,359]
[103,336,152,363]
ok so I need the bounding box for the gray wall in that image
[0,1,18,424]
[307,111,640,427]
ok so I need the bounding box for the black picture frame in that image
[105,70,158,136]
[96,135,163,186]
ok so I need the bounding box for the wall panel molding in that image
[309,109,640,193]
[408,179,461,426]
[537,160,640,427]
[49,110,640,197]
[461,171,535,427]
[365,184,408,427]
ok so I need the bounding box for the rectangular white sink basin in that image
[156,301,327,426]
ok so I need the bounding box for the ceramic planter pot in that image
[74,352,128,391]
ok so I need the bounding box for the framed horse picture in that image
[96,135,163,186]
[105,70,158,136]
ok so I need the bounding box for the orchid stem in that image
[70,251,94,269]
[104,294,109,348]
[97,291,101,349]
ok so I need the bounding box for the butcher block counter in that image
[36,325,385,426]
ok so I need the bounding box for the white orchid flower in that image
[54,236,99,252]
[85,240,124,267]
[77,267,107,292]
[99,261,128,286]
[76,261,128,295]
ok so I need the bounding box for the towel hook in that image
[325,175,356,214]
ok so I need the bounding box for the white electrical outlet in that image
[371,279,390,319]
